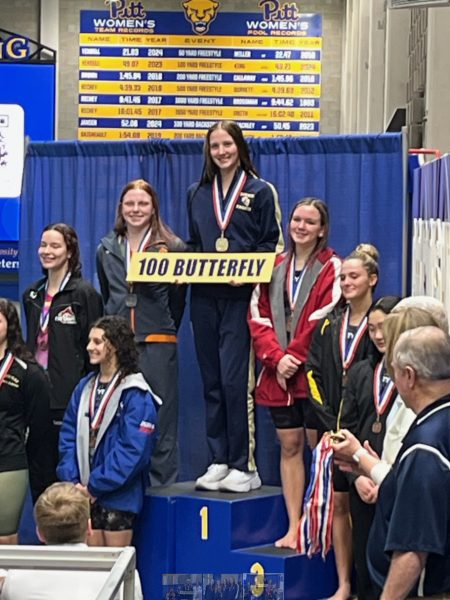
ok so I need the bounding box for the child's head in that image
[34,482,90,544]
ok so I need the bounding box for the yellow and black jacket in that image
[306,306,372,432]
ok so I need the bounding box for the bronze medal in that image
[373,359,396,435]
[372,420,382,434]
[215,235,229,252]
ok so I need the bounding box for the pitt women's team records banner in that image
[78,0,322,139]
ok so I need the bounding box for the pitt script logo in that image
[105,0,146,19]
[259,0,301,21]
[182,0,220,35]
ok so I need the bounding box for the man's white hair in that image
[393,326,450,380]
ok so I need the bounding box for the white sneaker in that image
[218,468,262,493]
[195,464,230,491]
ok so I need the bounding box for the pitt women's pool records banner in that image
[78,0,322,139]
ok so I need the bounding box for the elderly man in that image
[365,325,450,599]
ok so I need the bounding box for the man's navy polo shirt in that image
[367,395,450,596]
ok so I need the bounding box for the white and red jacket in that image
[249,248,342,406]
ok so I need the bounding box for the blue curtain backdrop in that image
[20,134,405,484]
[412,154,450,220]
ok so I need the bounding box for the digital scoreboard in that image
[78,1,322,139]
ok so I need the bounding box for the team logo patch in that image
[4,374,19,388]
[54,306,77,325]
[236,193,253,212]
[139,420,155,434]
[182,0,219,35]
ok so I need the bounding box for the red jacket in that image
[249,248,342,406]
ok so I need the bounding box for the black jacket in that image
[23,275,103,411]
[96,231,186,339]
[340,355,398,488]
[340,356,395,457]
[306,306,373,432]
[0,355,55,501]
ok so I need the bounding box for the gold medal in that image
[215,234,229,252]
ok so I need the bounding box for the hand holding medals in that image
[329,431,347,444]
[330,429,381,469]
[327,429,359,454]
[328,429,365,474]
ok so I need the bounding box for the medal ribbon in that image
[89,371,122,431]
[297,435,334,558]
[212,170,248,235]
[339,305,368,371]
[286,255,307,311]
[39,271,72,333]
[0,352,15,389]
[373,358,396,418]
[125,227,152,273]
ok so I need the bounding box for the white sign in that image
[0,104,25,198]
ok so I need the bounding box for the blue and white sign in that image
[0,104,24,198]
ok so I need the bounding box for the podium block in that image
[174,485,287,562]
[133,486,187,596]
[134,482,337,600]
[234,545,337,600]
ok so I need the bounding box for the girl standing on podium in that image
[339,295,401,600]
[306,243,379,600]
[58,316,157,547]
[96,179,185,486]
[23,223,103,463]
[248,198,342,548]
[187,120,283,493]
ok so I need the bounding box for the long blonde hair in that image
[383,307,442,378]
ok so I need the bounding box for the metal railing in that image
[0,545,136,600]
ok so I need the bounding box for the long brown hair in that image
[42,223,81,277]
[201,121,258,184]
[383,307,441,378]
[114,179,175,245]
[91,316,139,379]
[0,298,33,361]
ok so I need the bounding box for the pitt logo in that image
[236,193,253,212]
[182,0,220,35]
[105,0,146,19]
[259,0,301,21]
[0,36,29,60]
